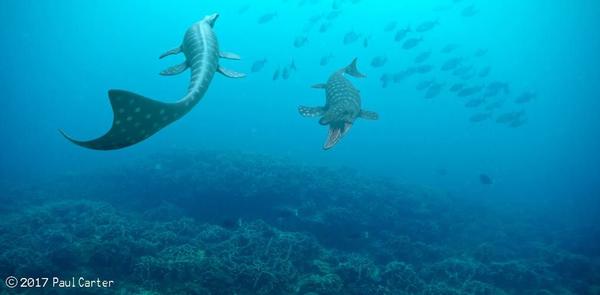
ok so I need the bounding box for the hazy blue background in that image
[1,0,599,224]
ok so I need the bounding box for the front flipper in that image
[359,110,379,120]
[160,62,189,76]
[159,46,182,59]
[218,66,246,78]
[220,52,241,60]
[298,106,325,117]
[60,90,181,150]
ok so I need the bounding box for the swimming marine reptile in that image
[298,58,379,150]
[60,13,245,150]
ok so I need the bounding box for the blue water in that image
[1,0,599,294]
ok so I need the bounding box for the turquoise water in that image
[1,0,599,294]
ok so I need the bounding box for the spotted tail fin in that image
[343,58,366,78]
[60,90,182,150]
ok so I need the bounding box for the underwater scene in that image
[1,0,599,294]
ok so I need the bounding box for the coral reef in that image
[0,150,598,294]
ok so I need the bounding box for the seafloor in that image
[0,150,598,294]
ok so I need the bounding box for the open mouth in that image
[323,122,353,150]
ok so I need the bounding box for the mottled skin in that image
[299,59,379,150]
[61,13,244,150]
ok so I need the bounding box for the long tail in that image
[342,58,366,78]
[60,90,183,150]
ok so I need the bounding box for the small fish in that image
[384,21,398,32]
[496,111,524,124]
[441,57,462,71]
[363,36,371,48]
[371,56,388,68]
[515,91,537,104]
[258,12,277,24]
[395,27,411,42]
[478,66,491,78]
[294,35,309,48]
[320,54,334,66]
[465,98,485,108]
[289,60,297,72]
[462,5,479,17]
[474,48,488,57]
[416,64,434,74]
[272,68,280,80]
[485,100,505,111]
[469,112,492,123]
[425,82,443,99]
[453,65,474,77]
[414,51,432,63]
[450,83,465,92]
[441,44,459,54]
[457,86,483,97]
[327,10,342,20]
[319,22,332,33]
[380,73,392,88]
[402,37,423,50]
[479,174,493,185]
[282,67,290,80]
[509,117,528,128]
[343,31,361,45]
[416,79,435,91]
[416,19,440,33]
[251,59,268,72]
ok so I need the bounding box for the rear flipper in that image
[60,90,182,150]
[359,110,379,120]
[298,106,325,117]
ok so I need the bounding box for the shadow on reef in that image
[1,150,598,294]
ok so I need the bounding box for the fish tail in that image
[60,90,181,150]
[343,58,366,78]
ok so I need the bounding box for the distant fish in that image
[380,73,392,88]
[371,56,388,68]
[294,35,309,48]
[272,68,280,80]
[414,51,432,63]
[416,79,435,91]
[416,64,434,74]
[515,91,537,104]
[258,12,277,24]
[441,57,462,71]
[319,21,332,33]
[441,43,459,54]
[450,83,465,92]
[469,112,492,123]
[462,5,479,17]
[453,65,474,77]
[496,111,525,124]
[465,98,485,108]
[343,31,361,45]
[457,85,483,97]
[474,48,488,57]
[320,54,334,66]
[416,19,440,33]
[251,59,268,72]
[289,60,297,72]
[479,174,493,185]
[485,100,505,111]
[478,66,492,78]
[326,9,342,20]
[282,67,290,80]
[425,82,443,99]
[384,21,398,32]
[395,27,411,42]
[237,4,250,14]
[402,37,423,50]
[363,36,371,48]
